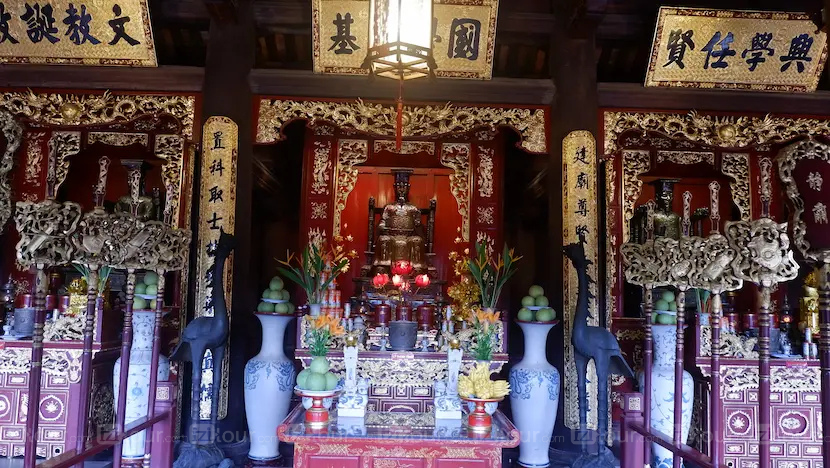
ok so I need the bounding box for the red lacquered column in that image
[710,293,723,467]
[818,263,830,468]
[113,269,137,466]
[75,266,99,462]
[642,287,654,466]
[24,266,48,468]
[672,289,686,468]
[143,270,166,464]
[758,286,771,468]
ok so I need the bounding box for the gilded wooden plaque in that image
[0,0,156,66]
[312,0,498,79]
[646,7,828,92]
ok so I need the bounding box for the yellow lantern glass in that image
[363,0,436,80]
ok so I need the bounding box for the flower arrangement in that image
[304,314,346,357]
[277,231,357,305]
[457,362,510,400]
[468,242,521,310]
[471,308,500,361]
[72,264,113,296]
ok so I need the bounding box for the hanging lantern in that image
[363,0,437,80]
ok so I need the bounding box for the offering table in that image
[278,405,520,468]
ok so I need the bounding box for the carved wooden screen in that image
[298,124,505,301]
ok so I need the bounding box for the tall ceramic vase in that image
[638,324,693,468]
[245,313,296,462]
[509,321,560,467]
[113,310,170,460]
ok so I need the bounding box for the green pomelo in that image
[324,372,339,390]
[656,313,674,325]
[260,302,275,312]
[150,299,158,310]
[145,284,158,296]
[269,276,284,291]
[668,301,678,311]
[135,284,147,295]
[535,296,549,307]
[262,289,271,299]
[143,272,159,286]
[517,308,534,321]
[286,303,296,314]
[521,296,536,307]
[306,373,327,391]
[661,290,676,302]
[529,285,545,298]
[654,299,669,311]
[309,356,330,374]
[275,303,290,314]
[133,297,148,309]
[296,369,310,388]
[535,308,554,322]
[280,290,291,300]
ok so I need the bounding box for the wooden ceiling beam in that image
[0,65,205,92]
[249,69,555,105]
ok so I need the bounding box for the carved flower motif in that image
[748,235,782,270]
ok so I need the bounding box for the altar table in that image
[278,405,520,468]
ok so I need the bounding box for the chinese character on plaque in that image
[647,7,828,92]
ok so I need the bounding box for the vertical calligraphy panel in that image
[195,116,238,420]
[562,131,605,435]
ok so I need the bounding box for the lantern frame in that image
[362,0,437,80]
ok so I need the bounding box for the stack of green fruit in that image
[257,276,296,314]
[653,289,677,325]
[296,356,339,392]
[133,272,160,310]
[517,285,557,322]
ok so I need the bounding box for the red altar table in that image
[278,405,520,468]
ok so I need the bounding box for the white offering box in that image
[337,345,368,418]
[434,348,463,419]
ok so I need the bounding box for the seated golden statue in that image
[374,169,426,272]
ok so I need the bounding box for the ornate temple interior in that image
[0,1,829,468]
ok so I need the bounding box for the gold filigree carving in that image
[615,329,646,341]
[656,150,714,166]
[90,383,114,434]
[777,139,830,263]
[722,153,752,222]
[0,111,22,233]
[87,132,150,147]
[477,147,494,198]
[1,90,196,139]
[726,217,799,288]
[24,132,46,186]
[311,201,327,220]
[720,365,819,396]
[0,348,83,383]
[302,354,505,389]
[312,141,332,195]
[333,139,368,236]
[700,327,758,359]
[47,131,80,196]
[606,164,618,326]
[622,150,651,242]
[374,140,435,155]
[441,143,471,242]
[154,135,185,222]
[256,98,547,154]
[14,200,82,268]
[604,110,830,155]
[477,206,494,225]
[44,314,85,341]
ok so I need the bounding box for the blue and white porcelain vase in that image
[113,310,170,460]
[509,321,560,467]
[638,324,693,468]
[244,313,296,462]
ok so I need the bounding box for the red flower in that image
[373,273,389,288]
[415,274,430,288]
[393,260,413,276]
[391,274,404,287]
